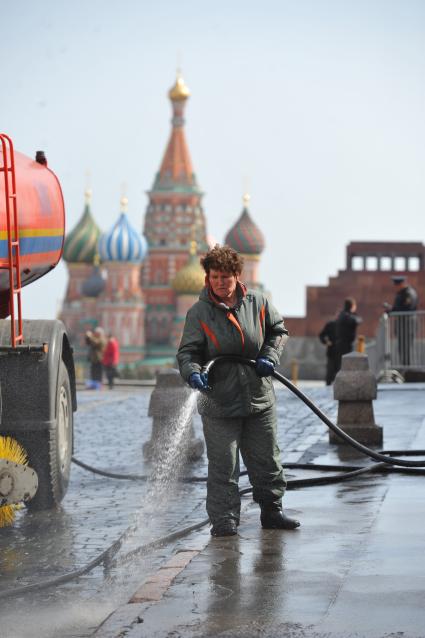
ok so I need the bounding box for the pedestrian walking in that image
[319,318,338,385]
[102,333,120,389]
[335,298,361,372]
[85,327,106,390]
[389,275,418,366]
[177,244,300,537]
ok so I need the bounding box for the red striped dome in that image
[224,199,265,255]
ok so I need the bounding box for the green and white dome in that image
[63,190,102,264]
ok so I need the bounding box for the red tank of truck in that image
[0,146,65,305]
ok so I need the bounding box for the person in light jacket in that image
[102,333,120,389]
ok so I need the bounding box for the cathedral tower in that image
[60,189,102,341]
[224,194,265,290]
[171,240,205,348]
[142,73,208,355]
[98,197,148,363]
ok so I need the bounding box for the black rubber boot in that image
[211,519,238,537]
[260,508,300,530]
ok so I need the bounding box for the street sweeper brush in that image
[0,436,38,527]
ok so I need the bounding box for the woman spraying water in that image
[177,245,300,537]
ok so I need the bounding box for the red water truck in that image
[0,134,76,525]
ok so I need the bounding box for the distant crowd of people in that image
[85,328,120,390]
[319,275,419,385]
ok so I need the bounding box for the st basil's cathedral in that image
[59,73,266,373]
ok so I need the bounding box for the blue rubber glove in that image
[188,372,209,392]
[255,357,275,377]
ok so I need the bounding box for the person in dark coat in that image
[319,318,338,385]
[389,276,418,366]
[335,298,361,372]
[85,327,106,390]
[391,276,418,313]
[177,244,300,538]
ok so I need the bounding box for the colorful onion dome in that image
[81,255,106,298]
[98,197,148,263]
[63,189,102,263]
[224,194,265,255]
[168,72,190,101]
[172,241,205,295]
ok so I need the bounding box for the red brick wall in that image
[284,242,425,338]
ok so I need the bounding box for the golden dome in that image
[168,73,190,101]
[120,195,128,212]
[172,243,204,294]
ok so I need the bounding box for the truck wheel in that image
[26,361,73,510]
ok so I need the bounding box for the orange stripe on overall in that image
[200,321,220,350]
[226,312,245,348]
[258,304,266,340]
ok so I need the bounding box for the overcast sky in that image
[2,0,425,319]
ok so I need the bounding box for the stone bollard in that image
[331,352,383,445]
[143,368,204,462]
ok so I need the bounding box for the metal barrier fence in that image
[373,311,425,381]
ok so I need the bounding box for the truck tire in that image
[26,361,73,510]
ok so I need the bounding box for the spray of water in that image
[106,390,199,578]
[149,391,197,492]
[127,389,198,530]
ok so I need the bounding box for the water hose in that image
[202,355,425,468]
[0,513,211,601]
[71,456,425,483]
[71,355,425,483]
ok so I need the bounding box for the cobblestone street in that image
[0,383,335,638]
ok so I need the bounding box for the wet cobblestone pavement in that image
[0,383,335,638]
[116,385,425,638]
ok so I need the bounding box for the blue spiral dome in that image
[99,199,148,263]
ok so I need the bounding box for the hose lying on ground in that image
[203,355,425,468]
[0,513,211,601]
[71,456,425,482]
[4,459,423,600]
[73,354,425,479]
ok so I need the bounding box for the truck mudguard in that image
[0,319,76,432]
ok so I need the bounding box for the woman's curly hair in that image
[200,244,244,275]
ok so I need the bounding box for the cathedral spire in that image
[168,70,190,104]
[153,72,198,193]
